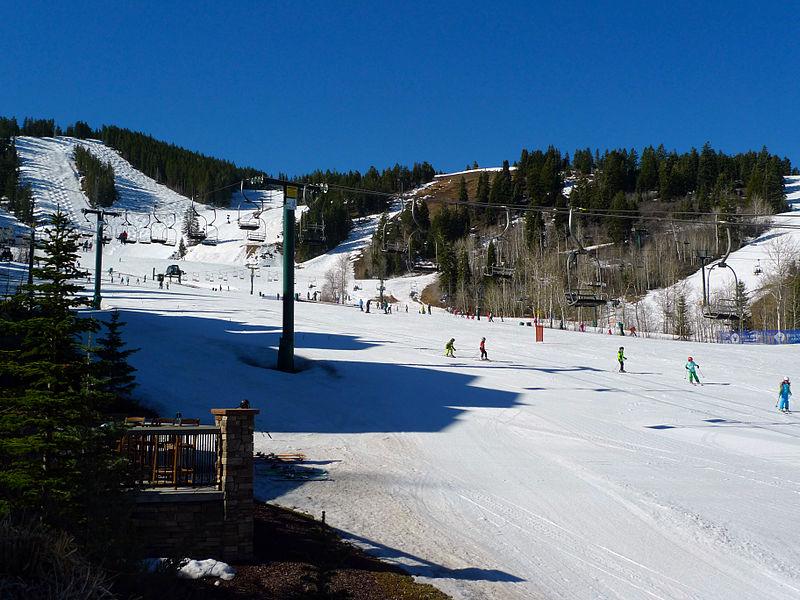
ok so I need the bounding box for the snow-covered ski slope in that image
[11,136,408,287]
[646,175,800,306]
[15,136,194,234]
[83,249,800,600]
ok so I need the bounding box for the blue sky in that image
[1,1,798,175]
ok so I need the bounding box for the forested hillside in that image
[368,144,795,331]
[1,115,438,260]
[295,162,436,260]
[73,145,117,208]
[0,118,32,222]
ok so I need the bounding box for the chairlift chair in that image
[164,213,178,246]
[702,225,742,321]
[118,211,138,244]
[381,221,409,254]
[564,208,608,307]
[483,207,515,279]
[201,208,219,246]
[301,214,326,245]
[187,201,208,242]
[237,182,262,230]
[411,259,438,273]
[137,213,152,244]
[246,216,267,243]
[754,259,763,276]
[150,212,168,244]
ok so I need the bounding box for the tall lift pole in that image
[277,184,298,371]
[242,176,325,372]
[82,208,120,309]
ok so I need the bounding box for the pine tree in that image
[734,281,752,330]
[94,310,139,412]
[177,237,187,258]
[458,176,469,204]
[0,211,132,553]
[607,191,630,243]
[674,294,692,340]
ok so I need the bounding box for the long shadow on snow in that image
[117,309,522,435]
[340,531,524,582]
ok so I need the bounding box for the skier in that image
[617,346,627,373]
[778,377,792,413]
[479,337,488,360]
[445,338,456,358]
[685,356,701,385]
[359,298,364,312]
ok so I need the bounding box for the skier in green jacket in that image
[445,338,456,358]
[685,356,701,385]
[617,346,627,372]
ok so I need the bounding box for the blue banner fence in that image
[719,329,800,344]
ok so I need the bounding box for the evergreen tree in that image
[177,237,188,258]
[734,281,752,330]
[674,294,691,340]
[438,243,457,298]
[458,176,469,204]
[94,310,139,412]
[607,191,630,243]
[636,146,659,192]
[0,211,133,556]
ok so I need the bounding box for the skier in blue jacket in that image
[778,377,792,413]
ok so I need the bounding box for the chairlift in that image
[483,207,515,278]
[300,212,326,245]
[564,208,608,307]
[754,259,763,276]
[411,259,438,273]
[100,215,114,244]
[407,199,438,272]
[187,199,207,242]
[702,225,742,321]
[119,211,138,244]
[201,208,219,246]
[381,220,409,254]
[137,213,152,244]
[237,181,262,230]
[150,212,168,244]
[246,216,267,243]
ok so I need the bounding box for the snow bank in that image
[143,557,236,581]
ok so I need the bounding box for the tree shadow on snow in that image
[116,309,523,437]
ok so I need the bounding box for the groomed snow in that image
[79,249,800,600]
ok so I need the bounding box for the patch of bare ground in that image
[122,503,450,600]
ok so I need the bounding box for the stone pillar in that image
[211,408,260,561]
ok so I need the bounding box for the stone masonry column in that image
[211,408,260,561]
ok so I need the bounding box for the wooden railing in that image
[119,425,221,489]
